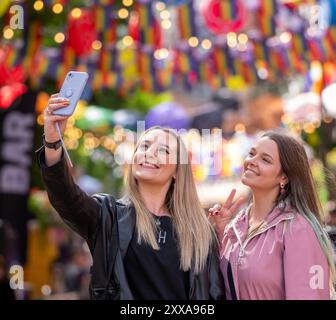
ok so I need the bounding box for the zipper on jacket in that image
[234,216,294,265]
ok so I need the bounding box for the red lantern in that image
[67,9,97,56]
[201,0,247,34]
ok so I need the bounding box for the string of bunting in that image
[1,1,336,93]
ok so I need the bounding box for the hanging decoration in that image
[177,1,198,40]
[0,0,336,94]
[129,2,162,48]
[256,0,277,36]
[201,0,247,35]
[67,9,97,56]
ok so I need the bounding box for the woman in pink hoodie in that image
[209,132,336,300]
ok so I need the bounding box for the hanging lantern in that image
[201,0,247,35]
[67,9,97,56]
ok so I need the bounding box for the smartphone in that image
[53,71,89,116]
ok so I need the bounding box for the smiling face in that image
[241,137,288,191]
[132,129,178,186]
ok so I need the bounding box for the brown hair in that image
[263,131,336,294]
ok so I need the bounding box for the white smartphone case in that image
[53,71,89,116]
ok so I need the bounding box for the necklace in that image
[152,215,169,245]
[151,213,170,228]
[155,216,162,228]
[247,220,265,238]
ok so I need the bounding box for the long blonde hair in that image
[263,132,336,296]
[126,126,215,274]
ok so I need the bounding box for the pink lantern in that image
[201,0,247,34]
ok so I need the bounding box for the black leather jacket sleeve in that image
[191,241,226,300]
[35,146,101,244]
[208,244,226,300]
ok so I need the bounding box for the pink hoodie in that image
[219,204,331,300]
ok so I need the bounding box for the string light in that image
[122,0,133,7]
[92,40,102,50]
[188,37,199,47]
[118,8,129,19]
[34,1,44,11]
[161,20,172,30]
[3,27,14,40]
[238,33,248,44]
[154,48,169,60]
[227,32,237,48]
[71,8,82,19]
[201,39,212,50]
[160,10,170,20]
[279,32,292,44]
[156,2,166,11]
[52,3,63,14]
[54,32,65,43]
[122,35,134,46]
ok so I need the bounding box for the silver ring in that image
[46,106,51,115]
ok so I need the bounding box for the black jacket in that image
[36,147,226,300]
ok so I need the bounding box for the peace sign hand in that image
[208,189,246,241]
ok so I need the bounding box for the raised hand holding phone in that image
[53,71,88,116]
[44,71,88,167]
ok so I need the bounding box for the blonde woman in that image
[36,94,225,300]
[210,132,336,300]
